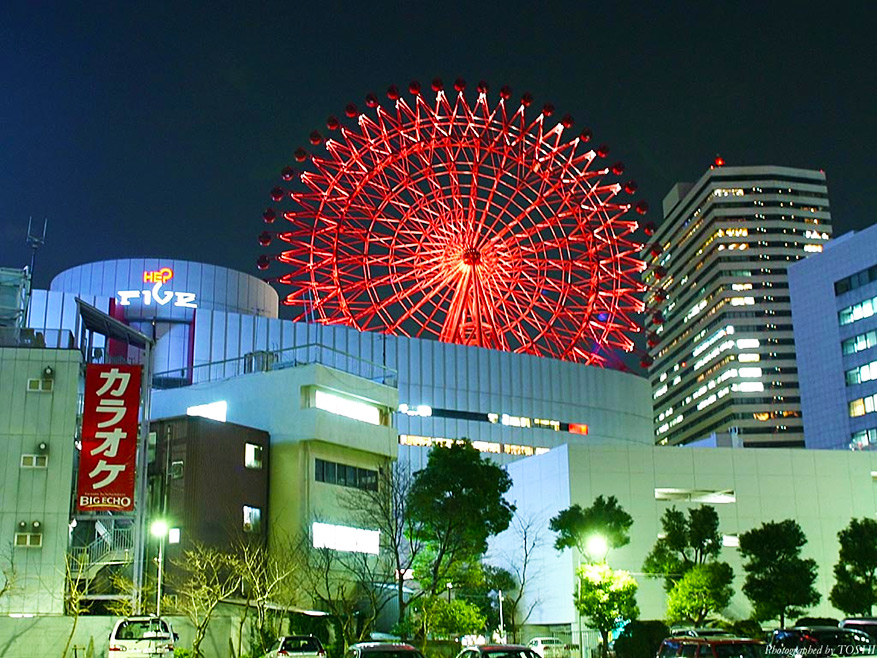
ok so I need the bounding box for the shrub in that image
[614,620,670,658]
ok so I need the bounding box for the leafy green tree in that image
[575,563,639,658]
[549,495,633,557]
[408,441,515,597]
[739,520,820,627]
[830,517,877,615]
[666,562,734,626]
[642,505,722,591]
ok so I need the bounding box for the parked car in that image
[108,616,177,657]
[657,636,765,658]
[264,635,327,658]
[347,643,426,658]
[528,637,569,658]
[670,630,736,639]
[768,627,876,657]
[841,620,877,643]
[457,645,542,658]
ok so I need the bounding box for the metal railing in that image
[153,342,398,389]
[0,327,75,349]
[71,526,134,579]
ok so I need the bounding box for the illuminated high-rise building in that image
[642,164,832,447]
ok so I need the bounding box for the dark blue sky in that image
[2,1,874,290]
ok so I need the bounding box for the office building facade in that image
[790,223,877,450]
[643,165,832,447]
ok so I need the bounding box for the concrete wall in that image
[0,612,239,658]
[0,347,81,615]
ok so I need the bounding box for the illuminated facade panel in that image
[642,165,832,447]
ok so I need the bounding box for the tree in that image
[666,562,734,626]
[496,511,544,642]
[738,520,820,627]
[340,460,425,628]
[613,620,670,658]
[167,544,241,658]
[549,495,633,557]
[575,563,639,658]
[408,441,516,597]
[0,546,15,603]
[831,517,877,616]
[233,537,301,658]
[62,553,92,658]
[415,596,486,640]
[298,529,396,654]
[642,505,722,591]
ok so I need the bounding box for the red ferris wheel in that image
[258,78,647,366]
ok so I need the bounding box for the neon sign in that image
[117,268,197,308]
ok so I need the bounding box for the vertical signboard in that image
[76,364,142,512]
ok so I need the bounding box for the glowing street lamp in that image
[585,534,609,564]
[150,520,169,616]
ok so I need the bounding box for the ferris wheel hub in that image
[462,247,482,266]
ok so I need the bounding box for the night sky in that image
[2,2,875,294]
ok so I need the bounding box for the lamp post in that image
[446,581,453,603]
[585,534,609,564]
[150,520,169,616]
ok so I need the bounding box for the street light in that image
[446,581,453,603]
[150,520,169,616]
[585,534,609,564]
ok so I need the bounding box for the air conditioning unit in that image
[243,350,276,373]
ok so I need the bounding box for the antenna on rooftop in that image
[26,216,48,276]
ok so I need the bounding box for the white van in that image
[527,638,567,658]
[109,616,177,657]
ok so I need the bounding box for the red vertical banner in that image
[77,364,142,512]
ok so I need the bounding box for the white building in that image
[642,164,832,447]
[790,223,877,450]
[0,328,80,614]
[490,443,877,630]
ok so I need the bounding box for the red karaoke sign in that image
[76,364,142,512]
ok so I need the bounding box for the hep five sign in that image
[76,364,141,512]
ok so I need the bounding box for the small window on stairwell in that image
[243,506,262,533]
[245,444,263,470]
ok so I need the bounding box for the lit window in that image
[739,367,763,378]
[736,338,760,349]
[312,522,379,554]
[655,488,736,504]
[738,353,760,363]
[20,454,48,468]
[168,528,181,544]
[243,506,262,533]
[736,382,765,393]
[187,401,227,422]
[722,535,740,547]
[315,390,381,425]
[245,443,263,469]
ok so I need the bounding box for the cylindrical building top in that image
[51,258,278,318]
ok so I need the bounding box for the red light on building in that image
[569,423,589,435]
[266,82,647,367]
[714,156,725,167]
